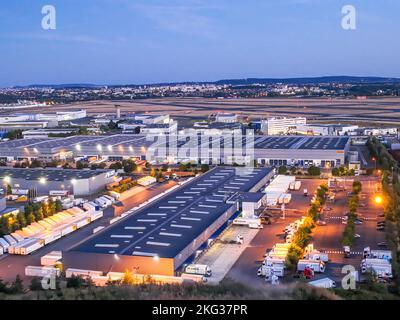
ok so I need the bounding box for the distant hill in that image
[215,76,400,85]
[13,83,104,89]
[12,76,400,89]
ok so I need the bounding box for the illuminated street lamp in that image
[75,144,81,151]
[371,157,377,172]
[3,176,11,184]
[71,179,77,185]
[374,195,383,205]
[107,144,113,151]
[39,177,46,184]
[97,144,103,152]
[153,255,159,262]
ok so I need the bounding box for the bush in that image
[67,275,88,288]
[331,167,340,176]
[308,166,321,176]
[352,181,362,195]
[278,166,287,175]
[29,278,43,291]
[285,244,303,271]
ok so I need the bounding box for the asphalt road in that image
[312,177,384,282]
[0,181,176,283]
[225,178,323,287]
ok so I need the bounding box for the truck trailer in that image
[297,260,326,273]
[184,264,212,277]
[308,277,336,289]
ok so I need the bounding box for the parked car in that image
[316,220,327,226]
[354,220,363,225]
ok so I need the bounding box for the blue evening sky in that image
[0,0,399,87]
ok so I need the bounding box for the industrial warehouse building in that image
[0,134,350,168]
[0,168,117,196]
[64,167,274,276]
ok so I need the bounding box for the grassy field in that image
[5,96,400,126]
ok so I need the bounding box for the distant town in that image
[1,76,400,105]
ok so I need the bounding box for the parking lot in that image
[225,178,323,287]
[312,176,384,282]
[225,176,385,287]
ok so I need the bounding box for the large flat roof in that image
[0,168,111,181]
[0,134,350,157]
[72,167,272,259]
[254,136,349,150]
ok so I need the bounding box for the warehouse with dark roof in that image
[0,134,350,167]
[64,166,274,276]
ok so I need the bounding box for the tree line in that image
[342,181,362,246]
[0,198,63,236]
[285,184,328,271]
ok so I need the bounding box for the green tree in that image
[331,167,340,176]
[26,213,36,225]
[122,159,137,174]
[109,162,123,170]
[200,164,210,173]
[17,211,27,228]
[0,216,12,235]
[278,166,287,175]
[30,159,43,168]
[308,166,321,176]
[179,163,187,172]
[5,129,23,140]
[9,275,25,294]
[55,199,63,213]
[157,170,163,181]
[0,278,10,293]
[67,275,87,288]
[6,184,12,195]
[34,206,44,221]
[352,181,362,195]
[76,161,85,169]
[29,278,43,291]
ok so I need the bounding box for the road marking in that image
[324,250,363,255]
[326,216,377,221]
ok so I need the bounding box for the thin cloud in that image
[0,32,115,45]
[132,0,222,38]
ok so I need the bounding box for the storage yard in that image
[63,167,274,276]
[1,206,103,256]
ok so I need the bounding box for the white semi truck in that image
[304,251,329,262]
[363,247,392,261]
[297,260,326,273]
[308,277,336,289]
[184,264,212,277]
[257,264,285,277]
[360,258,392,278]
